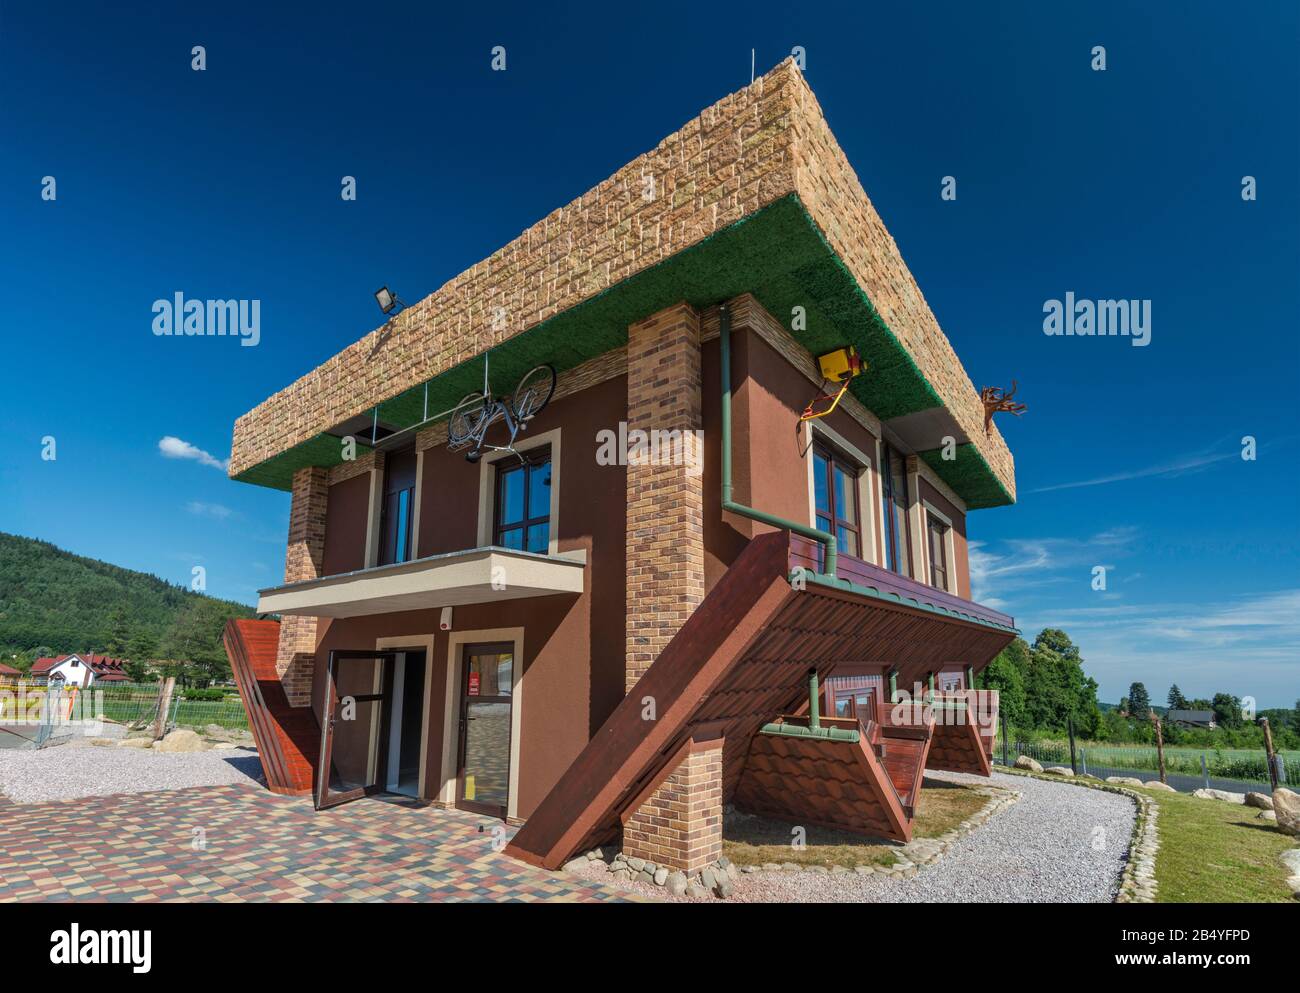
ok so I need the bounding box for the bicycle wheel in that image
[448,393,488,449]
[511,365,556,423]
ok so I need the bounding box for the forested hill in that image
[0,532,256,680]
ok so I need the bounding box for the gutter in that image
[720,304,838,577]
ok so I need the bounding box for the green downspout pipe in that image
[965,665,975,691]
[927,671,936,704]
[720,304,837,577]
[888,669,898,703]
[807,669,821,731]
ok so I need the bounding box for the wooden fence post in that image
[153,677,176,741]
[1151,711,1167,784]
[1067,715,1078,775]
[1260,717,1278,792]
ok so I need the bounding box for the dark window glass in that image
[494,448,551,553]
[378,448,417,566]
[927,512,949,591]
[813,442,861,569]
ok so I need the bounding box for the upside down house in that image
[224,60,1018,876]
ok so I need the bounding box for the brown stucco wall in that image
[321,473,370,577]
[702,323,882,590]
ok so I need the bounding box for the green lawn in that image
[1126,785,1297,903]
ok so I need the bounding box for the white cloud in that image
[1030,449,1233,494]
[159,436,229,472]
[186,501,235,520]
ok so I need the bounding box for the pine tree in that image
[1127,682,1151,718]
[1167,684,1189,711]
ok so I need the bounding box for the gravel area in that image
[569,770,1136,903]
[0,738,265,803]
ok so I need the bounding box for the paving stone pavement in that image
[0,783,639,903]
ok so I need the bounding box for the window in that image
[813,443,861,566]
[378,448,417,566]
[938,671,963,693]
[880,443,911,576]
[494,448,551,554]
[69,659,80,668]
[927,512,950,591]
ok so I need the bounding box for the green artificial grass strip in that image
[919,445,1014,511]
[232,433,371,491]
[234,194,1011,506]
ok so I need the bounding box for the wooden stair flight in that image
[223,618,319,797]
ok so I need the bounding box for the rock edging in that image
[564,849,740,899]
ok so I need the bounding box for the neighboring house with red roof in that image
[0,661,22,678]
[29,654,130,687]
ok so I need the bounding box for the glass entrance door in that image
[315,650,397,810]
[456,644,514,818]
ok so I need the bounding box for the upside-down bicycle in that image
[447,360,556,463]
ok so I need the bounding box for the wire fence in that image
[994,736,1297,793]
[0,680,249,736]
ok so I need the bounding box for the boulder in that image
[685,883,708,899]
[561,858,587,875]
[1273,788,1300,836]
[88,738,116,748]
[1192,788,1245,804]
[1014,755,1043,773]
[155,729,208,753]
[1245,792,1274,811]
[117,737,154,749]
[1145,781,1176,792]
[1257,811,1277,822]
[652,867,668,886]
[1279,849,1300,875]
[203,723,231,740]
[665,872,688,896]
[1043,766,1073,776]
[1106,776,1145,787]
[715,875,734,898]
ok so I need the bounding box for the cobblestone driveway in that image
[0,784,636,903]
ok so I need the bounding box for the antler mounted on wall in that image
[980,381,1027,436]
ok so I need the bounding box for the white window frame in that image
[476,427,562,556]
[441,627,526,822]
[921,499,958,594]
[803,421,878,566]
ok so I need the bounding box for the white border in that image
[441,626,526,821]
[476,427,562,555]
[921,499,958,594]
[376,634,437,799]
[802,421,879,565]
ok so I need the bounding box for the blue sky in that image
[1,2,1296,706]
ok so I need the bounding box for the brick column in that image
[625,302,705,693]
[276,465,328,707]
[622,738,723,874]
